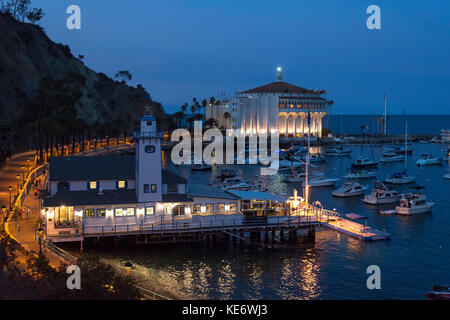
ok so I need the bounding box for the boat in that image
[362,181,401,205]
[395,187,434,215]
[191,164,212,171]
[302,176,339,187]
[385,121,416,184]
[351,158,379,170]
[379,148,404,162]
[444,169,450,179]
[416,153,441,166]
[379,209,396,215]
[333,181,367,197]
[426,285,450,300]
[385,170,416,184]
[441,129,450,143]
[431,137,441,143]
[325,145,352,156]
[343,169,377,179]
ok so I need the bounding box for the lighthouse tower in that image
[135,108,162,202]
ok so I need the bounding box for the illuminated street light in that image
[16,174,20,194]
[8,186,12,211]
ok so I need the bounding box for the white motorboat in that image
[385,120,416,184]
[344,169,377,179]
[416,153,441,166]
[362,181,401,205]
[302,176,339,187]
[395,188,434,215]
[333,181,367,197]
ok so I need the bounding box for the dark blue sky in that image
[38,0,449,114]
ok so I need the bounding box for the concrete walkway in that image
[1,152,69,269]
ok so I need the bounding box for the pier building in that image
[42,111,318,243]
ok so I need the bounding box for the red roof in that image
[240,81,311,94]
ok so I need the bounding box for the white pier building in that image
[42,112,316,243]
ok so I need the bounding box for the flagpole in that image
[305,109,311,205]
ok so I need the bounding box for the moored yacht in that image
[344,169,376,179]
[416,153,441,166]
[362,181,401,205]
[333,181,367,197]
[395,188,434,215]
[379,148,404,162]
[302,176,339,187]
[385,170,416,184]
[325,145,352,156]
[351,158,378,170]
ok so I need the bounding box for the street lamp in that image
[26,159,30,174]
[8,186,12,211]
[16,174,20,195]
[21,166,26,184]
[36,226,44,256]
[1,205,6,228]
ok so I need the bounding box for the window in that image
[57,181,70,192]
[89,181,97,190]
[218,203,225,212]
[193,204,201,213]
[147,121,152,126]
[126,208,135,216]
[115,208,124,216]
[144,184,149,193]
[151,184,157,193]
[168,183,178,193]
[173,206,185,216]
[85,209,94,218]
[54,206,75,228]
[117,180,126,189]
[230,203,237,212]
[97,208,106,217]
[206,204,214,213]
[146,206,154,215]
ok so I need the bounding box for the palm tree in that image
[223,112,231,129]
[205,118,218,129]
[209,97,216,106]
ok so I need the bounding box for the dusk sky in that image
[38,0,449,114]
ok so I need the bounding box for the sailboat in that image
[385,120,416,184]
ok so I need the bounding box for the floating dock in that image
[322,217,390,241]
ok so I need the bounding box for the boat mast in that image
[404,120,408,169]
[305,110,311,204]
[384,94,387,135]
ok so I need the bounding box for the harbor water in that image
[79,142,450,300]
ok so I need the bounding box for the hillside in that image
[0,13,173,161]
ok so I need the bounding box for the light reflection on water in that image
[81,143,450,299]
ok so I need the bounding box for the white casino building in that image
[206,69,329,138]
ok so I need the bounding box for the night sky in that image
[38,0,449,114]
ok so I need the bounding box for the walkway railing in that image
[48,215,320,240]
[135,285,172,300]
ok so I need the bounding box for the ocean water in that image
[327,114,450,136]
[77,142,450,300]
